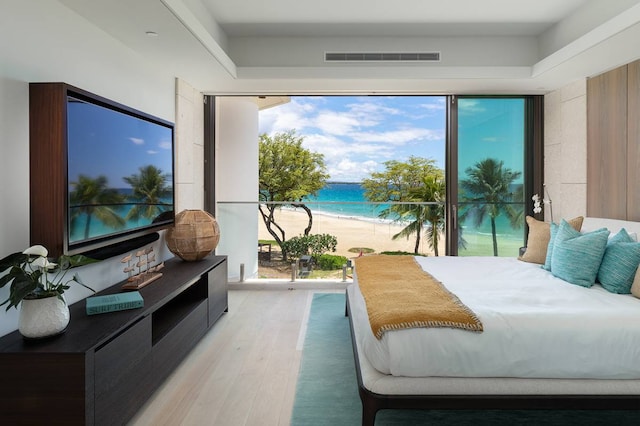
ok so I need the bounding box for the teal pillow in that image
[609,228,634,244]
[542,222,559,271]
[597,228,640,294]
[550,220,610,287]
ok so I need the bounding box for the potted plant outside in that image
[0,245,98,338]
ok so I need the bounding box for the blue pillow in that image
[550,220,610,287]
[542,222,558,271]
[609,228,634,244]
[597,228,640,294]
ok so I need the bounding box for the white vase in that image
[18,296,70,339]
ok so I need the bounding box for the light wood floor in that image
[129,289,339,426]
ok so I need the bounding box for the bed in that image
[345,217,640,425]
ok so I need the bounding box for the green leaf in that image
[8,276,39,310]
[0,252,28,273]
[0,266,31,289]
[0,273,14,288]
[1,248,100,309]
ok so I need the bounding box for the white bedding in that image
[351,256,640,379]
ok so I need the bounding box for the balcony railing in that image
[216,201,525,281]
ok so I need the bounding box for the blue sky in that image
[457,98,525,182]
[67,98,173,189]
[259,96,447,182]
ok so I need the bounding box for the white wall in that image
[175,78,205,211]
[0,79,30,257]
[215,98,259,281]
[543,79,588,222]
[0,0,182,337]
[538,0,640,58]
[0,78,31,332]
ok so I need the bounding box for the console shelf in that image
[0,255,227,426]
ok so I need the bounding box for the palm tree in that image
[69,175,126,239]
[123,165,172,222]
[459,158,522,256]
[403,174,446,256]
[385,174,445,256]
[389,204,426,255]
[364,157,443,255]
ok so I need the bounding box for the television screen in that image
[66,94,175,254]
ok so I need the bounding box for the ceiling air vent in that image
[324,52,440,62]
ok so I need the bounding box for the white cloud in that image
[351,128,443,145]
[303,133,394,181]
[329,159,381,182]
[458,99,486,115]
[147,150,158,155]
[419,98,446,112]
[259,96,447,181]
[159,140,172,150]
[313,111,361,136]
[344,101,400,124]
[259,109,308,135]
[305,134,391,159]
[259,98,314,135]
[129,137,144,145]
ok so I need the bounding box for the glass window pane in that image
[457,98,526,256]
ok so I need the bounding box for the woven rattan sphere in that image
[165,210,220,261]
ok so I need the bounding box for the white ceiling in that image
[59,0,640,94]
[207,0,589,37]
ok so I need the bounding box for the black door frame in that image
[445,95,544,255]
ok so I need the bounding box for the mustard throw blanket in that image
[355,255,483,339]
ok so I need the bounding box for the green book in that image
[86,291,144,315]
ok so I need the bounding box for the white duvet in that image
[351,256,640,379]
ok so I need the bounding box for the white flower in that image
[23,245,48,257]
[30,256,57,270]
[532,193,542,213]
[532,188,554,221]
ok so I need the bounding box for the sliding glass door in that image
[447,96,538,256]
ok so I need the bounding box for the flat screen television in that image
[65,91,175,257]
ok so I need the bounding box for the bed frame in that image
[345,289,640,426]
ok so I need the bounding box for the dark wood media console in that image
[0,255,227,425]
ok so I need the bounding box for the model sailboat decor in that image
[121,246,165,290]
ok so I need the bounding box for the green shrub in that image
[280,236,309,260]
[306,233,337,257]
[316,254,348,270]
[281,233,338,260]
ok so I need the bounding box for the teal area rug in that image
[291,292,640,426]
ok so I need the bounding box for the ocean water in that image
[304,182,524,240]
[304,182,386,220]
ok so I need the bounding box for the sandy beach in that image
[258,208,444,258]
[257,208,524,259]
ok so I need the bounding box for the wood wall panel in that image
[29,83,67,256]
[628,60,640,221]
[587,65,628,219]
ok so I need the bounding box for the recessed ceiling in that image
[205,0,589,37]
[58,0,640,94]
